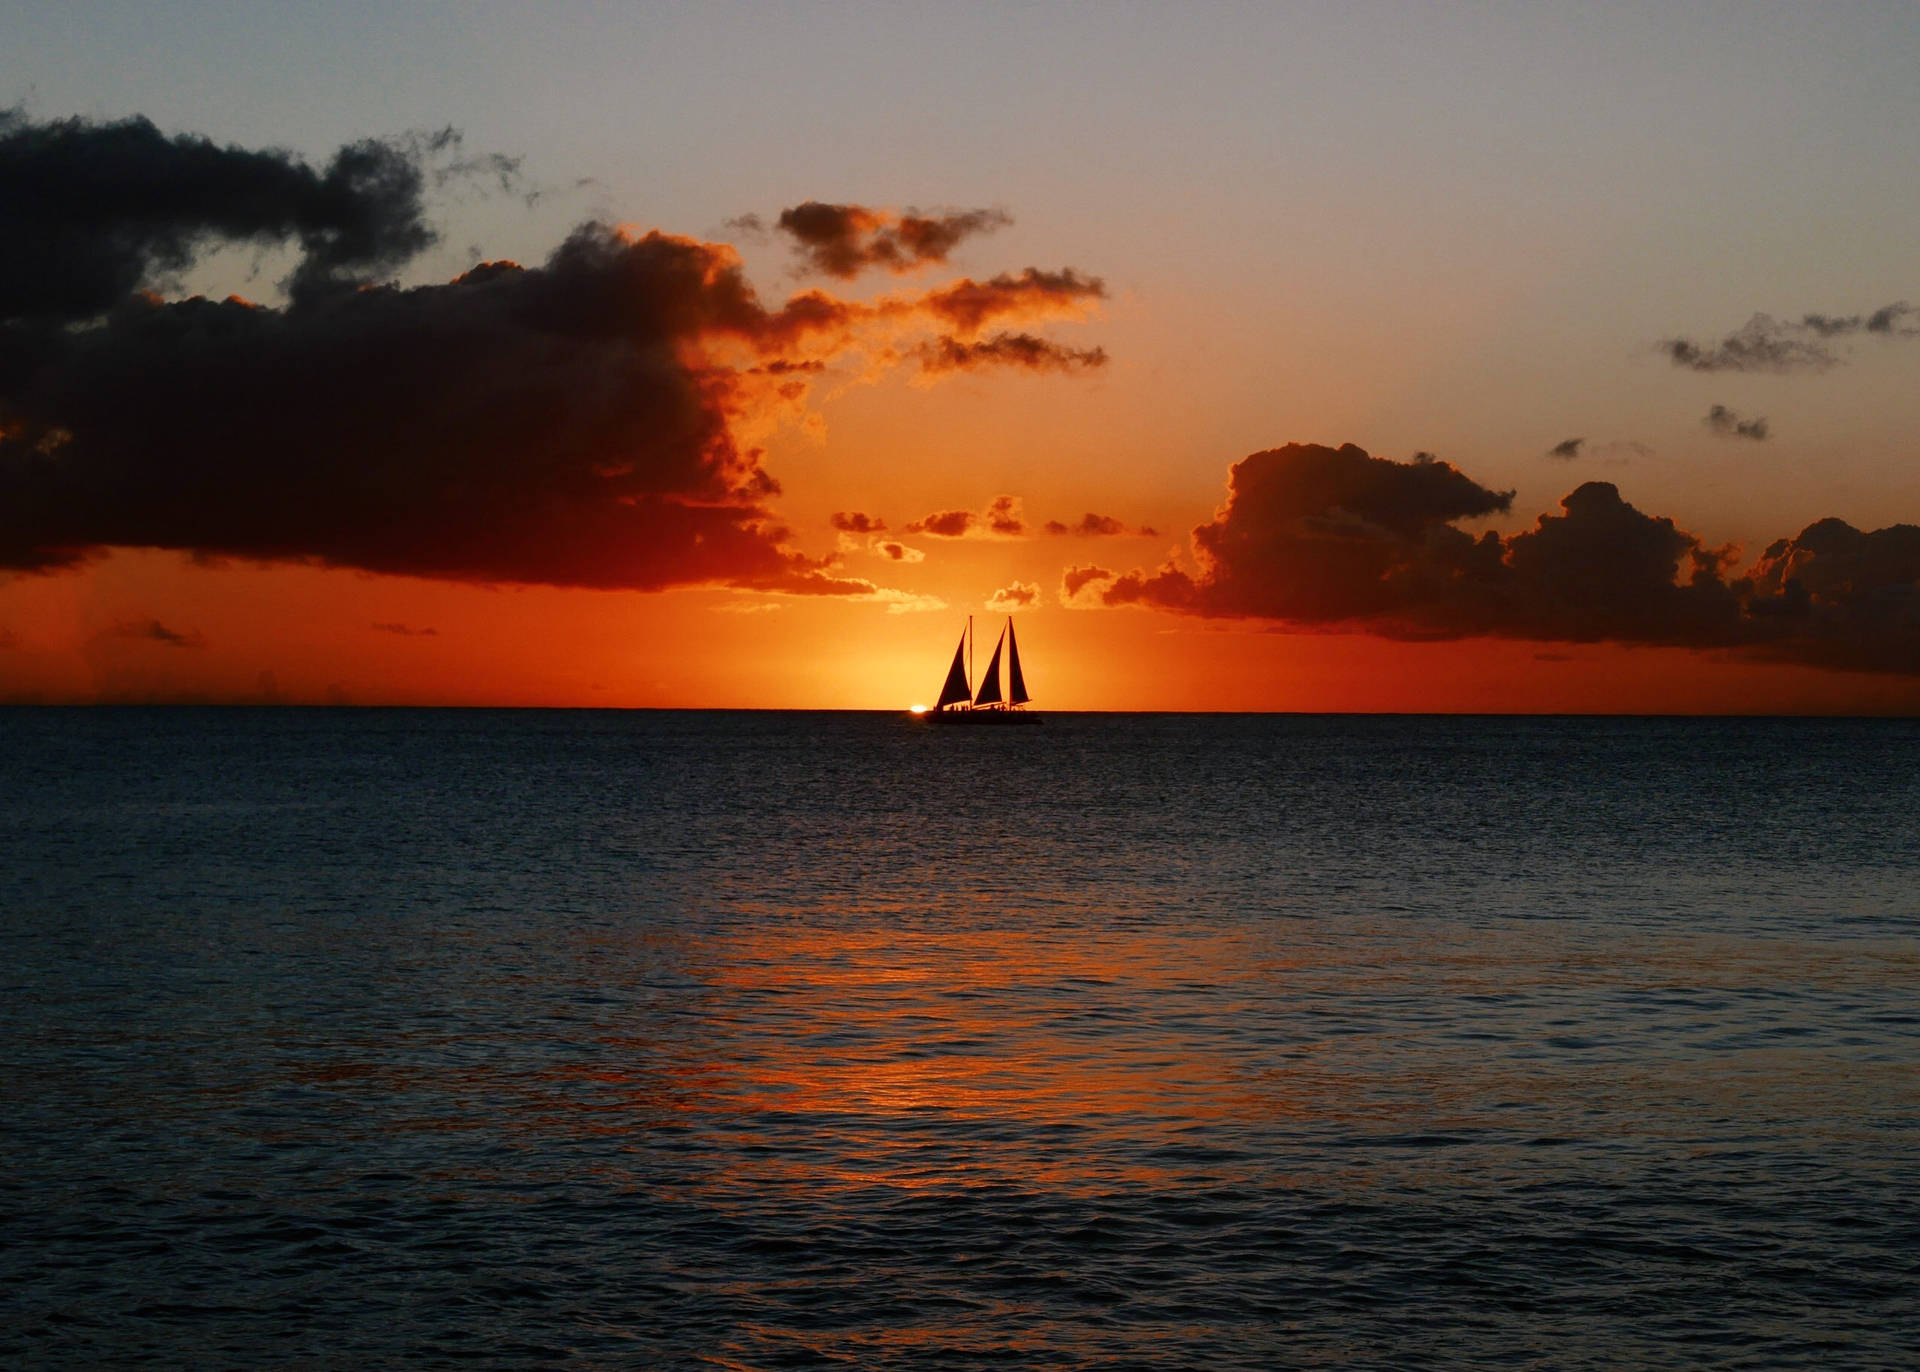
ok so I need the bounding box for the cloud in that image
[106,618,205,648]
[920,268,1105,335]
[1042,513,1156,537]
[1662,315,1835,373]
[872,539,924,563]
[372,621,438,636]
[906,494,1026,539]
[0,110,484,319]
[986,580,1040,611]
[1800,302,1918,337]
[1550,437,1652,462]
[1660,302,1920,374]
[773,202,1011,278]
[0,113,1109,596]
[830,511,886,533]
[1060,564,1115,602]
[1704,404,1769,441]
[915,332,1107,375]
[1743,520,1920,673]
[1093,440,1920,674]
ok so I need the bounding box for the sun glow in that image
[909,704,927,714]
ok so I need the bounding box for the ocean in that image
[3,709,1916,1368]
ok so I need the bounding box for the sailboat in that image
[924,615,1040,724]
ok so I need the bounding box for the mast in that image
[967,614,973,703]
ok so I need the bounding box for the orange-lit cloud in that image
[986,580,1040,611]
[1042,513,1157,537]
[1060,564,1116,603]
[872,539,924,563]
[919,268,1105,335]
[1097,441,1920,675]
[914,331,1107,376]
[907,495,1026,539]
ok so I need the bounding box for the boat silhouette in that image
[924,615,1039,724]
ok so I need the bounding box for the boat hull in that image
[921,709,1041,725]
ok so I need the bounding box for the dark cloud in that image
[1742,520,1920,673]
[1095,441,1920,675]
[985,495,1025,536]
[873,539,922,563]
[774,202,1010,278]
[372,621,437,636]
[1801,302,1918,337]
[1061,564,1115,598]
[107,618,205,648]
[1662,314,1835,373]
[908,510,977,538]
[1705,404,1769,441]
[1099,443,1513,625]
[906,494,1026,539]
[831,511,886,533]
[1042,513,1155,536]
[921,268,1105,335]
[1661,302,1919,373]
[1551,438,1652,463]
[0,110,474,320]
[0,116,1109,594]
[0,222,864,590]
[916,331,1107,375]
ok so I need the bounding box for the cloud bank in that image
[1095,442,1920,675]
[0,115,1107,593]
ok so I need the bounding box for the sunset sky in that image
[4,2,1918,710]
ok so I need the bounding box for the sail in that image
[1007,620,1030,705]
[935,630,971,708]
[973,626,1006,706]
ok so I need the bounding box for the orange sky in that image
[4,9,1919,712]
[6,546,1918,713]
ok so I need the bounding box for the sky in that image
[3,1,1918,710]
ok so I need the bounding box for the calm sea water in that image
[2,709,1917,1369]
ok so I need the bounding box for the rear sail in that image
[1007,620,1030,705]
[935,630,971,708]
[973,625,1007,706]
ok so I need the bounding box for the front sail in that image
[1007,620,1030,705]
[935,631,971,708]
[973,626,1006,706]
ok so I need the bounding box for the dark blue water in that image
[3,709,1917,1368]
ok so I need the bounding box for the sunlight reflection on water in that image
[2,710,1917,1367]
